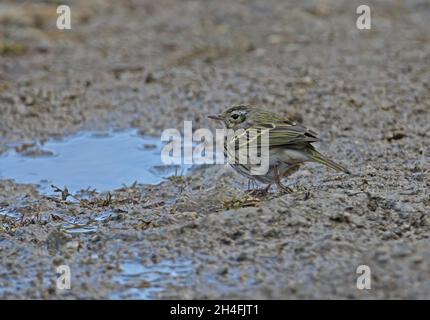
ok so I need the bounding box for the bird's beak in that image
[208,114,224,121]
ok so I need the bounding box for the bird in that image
[208,104,350,193]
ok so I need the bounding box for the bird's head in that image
[208,105,254,129]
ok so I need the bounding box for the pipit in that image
[208,104,349,193]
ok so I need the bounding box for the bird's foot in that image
[276,183,293,194]
[247,184,272,197]
[273,165,293,194]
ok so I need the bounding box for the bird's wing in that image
[230,120,319,149]
[252,120,319,147]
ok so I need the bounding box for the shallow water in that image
[60,210,114,234]
[0,209,20,220]
[110,258,194,299]
[0,130,188,194]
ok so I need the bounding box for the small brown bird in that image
[208,105,350,193]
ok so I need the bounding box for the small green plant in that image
[0,40,27,55]
[223,195,260,210]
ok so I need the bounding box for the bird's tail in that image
[307,148,350,174]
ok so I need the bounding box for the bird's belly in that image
[232,162,301,184]
[226,146,308,183]
[269,148,310,165]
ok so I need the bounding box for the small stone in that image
[367,199,378,211]
[380,100,395,110]
[175,211,198,220]
[329,212,351,223]
[91,235,101,242]
[236,252,247,262]
[255,48,266,57]
[392,245,412,258]
[394,202,415,219]
[65,240,80,251]
[268,34,283,44]
[300,76,313,85]
[412,255,423,264]
[218,266,229,275]
[145,72,156,83]
[15,103,27,115]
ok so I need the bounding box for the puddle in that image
[0,209,21,230]
[93,211,113,222]
[0,206,117,234]
[0,209,21,221]
[59,210,114,234]
[61,222,98,234]
[110,258,194,299]
[0,130,189,194]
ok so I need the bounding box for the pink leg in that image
[274,166,293,193]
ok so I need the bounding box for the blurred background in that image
[1,0,429,141]
[0,0,429,299]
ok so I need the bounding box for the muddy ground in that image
[0,0,429,299]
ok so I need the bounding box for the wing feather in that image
[245,120,319,148]
[229,115,319,149]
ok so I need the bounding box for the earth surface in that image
[0,0,429,299]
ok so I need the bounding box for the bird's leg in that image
[247,181,271,197]
[274,166,293,193]
[247,179,256,190]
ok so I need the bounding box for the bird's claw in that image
[247,184,272,197]
[276,183,293,194]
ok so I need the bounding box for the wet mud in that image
[0,0,429,299]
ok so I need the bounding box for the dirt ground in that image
[0,0,429,299]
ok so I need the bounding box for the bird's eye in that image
[231,113,240,120]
